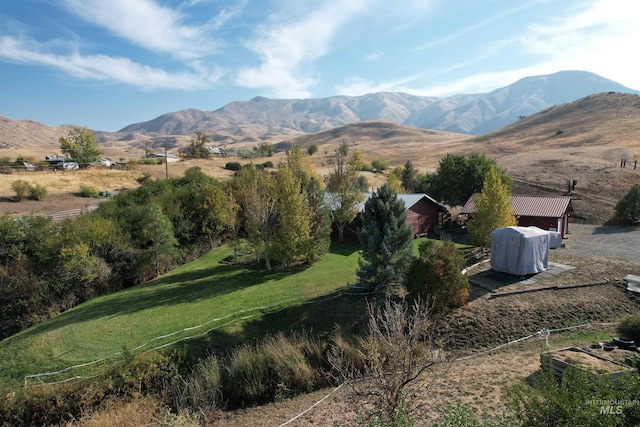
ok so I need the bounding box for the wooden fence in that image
[48,205,99,222]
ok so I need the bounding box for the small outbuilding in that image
[147,152,181,163]
[326,192,448,239]
[395,193,449,237]
[490,226,549,276]
[461,195,574,238]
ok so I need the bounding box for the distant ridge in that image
[116,70,639,139]
[1,70,639,150]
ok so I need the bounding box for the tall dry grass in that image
[66,396,199,427]
[222,331,329,407]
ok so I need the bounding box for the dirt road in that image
[563,223,640,265]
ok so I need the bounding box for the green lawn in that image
[0,240,361,386]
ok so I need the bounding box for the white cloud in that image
[411,3,531,54]
[405,0,640,97]
[235,0,368,97]
[61,0,221,60]
[417,68,543,96]
[335,74,424,96]
[516,0,640,89]
[0,36,222,90]
[364,51,382,62]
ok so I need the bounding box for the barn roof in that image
[326,192,448,212]
[460,194,574,218]
[356,193,448,212]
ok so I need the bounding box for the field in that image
[0,240,362,386]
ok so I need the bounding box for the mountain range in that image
[1,70,639,151]
[114,70,639,142]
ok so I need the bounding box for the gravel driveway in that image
[562,223,640,265]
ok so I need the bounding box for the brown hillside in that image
[0,116,70,151]
[1,93,639,223]
[472,92,640,154]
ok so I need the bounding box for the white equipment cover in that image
[548,231,562,249]
[490,226,549,275]
[625,274,640,294]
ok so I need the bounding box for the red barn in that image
[395,193,449,237]
[460,195,574,237]
[329,193,449,239]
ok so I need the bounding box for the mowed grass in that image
[0,240,362,386]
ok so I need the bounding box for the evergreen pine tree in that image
[615,183,640,225]
[356,184,414,296]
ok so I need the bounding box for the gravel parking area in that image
[562,223,640,265]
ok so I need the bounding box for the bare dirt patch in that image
[0,168,142,217]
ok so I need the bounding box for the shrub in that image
[361,162,374,172]
[614,183,640,225]
[79,184,100,197]
[406,240,469,311]
[254,142,274,157]
[136,173,152,184]
[262,160,274,168]
[617,313,640,345]
[225,162,242,171]
[371,158,389,172]
[11,180,31,201]
[28,184,48,201]
[136,158,163,165]
[329,299,441,425]
[503,363,640,426]
[0,351,180,426]
[356,175,369,192]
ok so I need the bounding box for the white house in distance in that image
[147,152,181,163]
[207,146,227,157]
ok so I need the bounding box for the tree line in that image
[1,130,515,340]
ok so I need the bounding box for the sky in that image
[1,0,639,132]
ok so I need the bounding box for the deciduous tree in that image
[233,166,278,271]
[467,166,516,247]
[272,167,311,269]
[407,240,469,311]
[280,145,331,263]
[329,298,442,425]
[325,145,365,241]
[186,131,211,159]
[58,126,102,166]
[430,153,510,206]
[386,167,404,193]
[124,203,178,278]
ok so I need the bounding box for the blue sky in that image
[1,0,638,132]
